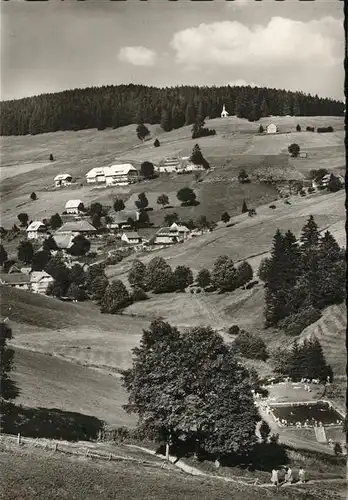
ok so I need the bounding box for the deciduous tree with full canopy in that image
[196,268,211,289]
[17,213,29,227]
[173,265,193,291]
[113,198,125,212]
[211,255,237,292]
[288,143,300,158]
[50,213,63,230]
[100,279,132,313]
[157,194,169,208]
[140,161,155,179]
[68,235,91,256]
[177,187,197,206]
[122,321,259,460]
[128,259,146,289]
[145,257,173,293]
[17,240,34,264]
[135,192,149,211]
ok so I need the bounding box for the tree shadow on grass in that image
[1,402,104,442]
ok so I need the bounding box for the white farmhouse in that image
[54,174,73,188]
[26,221,48,240]
[65,199,84,214]
[105,164,138,186]
[121,231,142,245]
[312,173,344,189]
[221,104,229,118]
[154,222,190,245]
[86,167,106,184]
[157,157,181,173]
[30,271,54,294]
[266,123,278,134]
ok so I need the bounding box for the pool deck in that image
[256,382,346,455]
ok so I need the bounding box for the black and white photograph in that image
[0,0,346,498]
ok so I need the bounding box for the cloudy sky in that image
[1,0,344,101]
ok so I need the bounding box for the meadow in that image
[1,114,345,431]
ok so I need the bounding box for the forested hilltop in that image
[1,84,344,136]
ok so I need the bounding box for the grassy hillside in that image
[0,116,344,227]
[2,446,346,500]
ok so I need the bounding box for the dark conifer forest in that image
[0,84,344,136]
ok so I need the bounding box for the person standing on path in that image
[298,467,305,484]
[271,469,279,486]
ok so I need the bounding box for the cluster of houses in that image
[54,156,205,190]
[0,267,54,294]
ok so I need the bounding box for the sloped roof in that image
[0,273,30,285]
[156,227,173,235]
[86,167,106,178]
[105,164,137,176]
[27,221,46,232]
[52,234,74,249]
[65,200,84,209]
[54,174,72,181]
[123,232,141,239]
[56,220,96,233]
[30,271,53,283]
[170,223,189,232]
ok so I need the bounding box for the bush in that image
[269,204,276,209]
[131,287,149,302]
[306,126,315,132]
[279,306,322,335]
[228,325,240,336]
[317,126,334,133]
[195,287,201,294]
[299,189,306,196]
[204,284,216,293]
[49,153,54,161]
[30,192,37,201]
[258,124,264,133]
[307,187,315,193]
[288,143,300,158]
[232,330,268,361]
[154,139,160,147]
[296,124,301,132]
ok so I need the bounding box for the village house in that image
[54,174,73,188]
[157,157,181,173]
[266,123,278,134]
[312,173,344,189]
[0,272,31,290]
[55,220,97,237]
[121,231,142,245]
[52,234,74,251]
[65,199,85,215]
[105,164,138,186]
[26,221,48,240]
[30,271,54,294]
[154,222,190,245]
[86,167,106,184]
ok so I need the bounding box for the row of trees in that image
[259,216,345,332]
[272,336,333,382]
[2,84,343,136]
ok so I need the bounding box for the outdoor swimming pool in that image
[271,401,343,426]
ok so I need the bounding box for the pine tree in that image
[0,245,8,265]
[300,215,320,250]
[0,322,18,406]
[17,240,34,264]
[185,102,196,125]
[318,231,341,262]
[114,199,125,212]
[241,199,248,213]
[221,212,230,223]
[154,138,160,147]
[171,104,185,129]
[160,108,172,132]
[50,213,63,230]
[260,98,270,117]
[190,144,209,169]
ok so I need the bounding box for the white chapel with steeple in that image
[221,104,229,118]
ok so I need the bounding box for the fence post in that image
[86,449,89,457]
[17,433,21,445]
[55,442,58,452]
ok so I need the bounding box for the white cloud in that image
[228,79,260,88]
[118,46,157,67]
[170,17,342,69]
